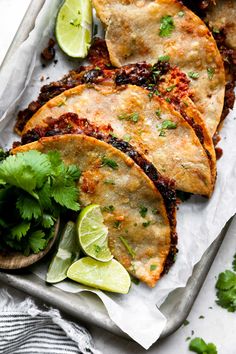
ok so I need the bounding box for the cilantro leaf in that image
[28,230,47,253]
[16,194,42,220]
[215,270,236,312]
[159,15,175,37]
[11,222,31,241]
[189,337,217,354]
[51,184,80,211]
[41,214,56,229]
[101,156,119,170]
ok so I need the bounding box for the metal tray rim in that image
[0,0,231,344]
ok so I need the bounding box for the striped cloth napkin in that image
[0,290,101,354]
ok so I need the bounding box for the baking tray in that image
[0,0,232,342]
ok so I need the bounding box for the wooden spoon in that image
[0,220,60,270]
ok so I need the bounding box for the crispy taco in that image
[13,133,177,287]
[22,83,214,196]
[93,0,225,135]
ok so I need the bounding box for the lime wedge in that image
[46,221,80,283]
[77,204,113,262]
[67,257,131,294]
[55,0,92,58]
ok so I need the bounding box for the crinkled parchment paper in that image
[0,0,236,349]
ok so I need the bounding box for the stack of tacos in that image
[12,0,231,287]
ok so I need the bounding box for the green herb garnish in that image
[139,205,148,218]
[104,179,115,185]
[155,109,161,117]
[102,205,115,213]
[166,84,176,92]
[188,72,200,80]
[0,150,80,254]
[119,236,136,258]
[113,220,122,229]
[101,156,118,170]
[157,120,177,136]
[178,11,185,17]
[150,264,157,271]
[118,112,139,123]
[142,221,151,227]
[207,67,215,80]
[123,134,132,143]
[215,270,236,312]
[158,55,170,62]
[189,337,217,354]
[159,15,175,37]
[183,319,189,326]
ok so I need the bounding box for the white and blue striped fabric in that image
[0,290,101,354]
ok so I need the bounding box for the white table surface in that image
[1,1,236,353]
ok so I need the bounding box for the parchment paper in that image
[0,0,236,349]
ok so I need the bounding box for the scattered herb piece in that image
[158,55,170,62]
[178,11,185,17]
[155,109,161,117]
[157,120,177,136]
[119,236,136,258]
[189,337,217,354]
[166,97,171,103]
[188,72,200,80]
[104,179,115,185]
[102,205,115,213]
[150,264,157,271]
[186,337,191,342]
[198,316,205,319]
[113,220,122,229]
[212,27,220,34]
[118,112,139,123]
[161,120,177,129]
[142,221,151,227]
[159,15,175,37]
[101,156,118,170]
[139,205,148,218]
[207,67,215,80]
[166,84,176,92]
[123,134,132,143]
[183,319,190,326]
[152,208,158,215]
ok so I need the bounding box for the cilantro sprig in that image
[0,150,81,255]
[215,252,236,312]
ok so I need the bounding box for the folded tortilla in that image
[93,0,225,135]
[22,84,214,196]
[13,134,177,287]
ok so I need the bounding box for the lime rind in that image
[55,0,92,58]
[67,257,131,294]
[77,204,113,262]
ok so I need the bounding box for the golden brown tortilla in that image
[93,0,225,136]
[22,84,214,196]
[13,134,175,287]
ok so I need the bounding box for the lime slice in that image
[67,257,131,294]
[46,221,80,283]
[77,204,113,262]
[55,0,92,58]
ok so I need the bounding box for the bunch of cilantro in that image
[0,150,80,255]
